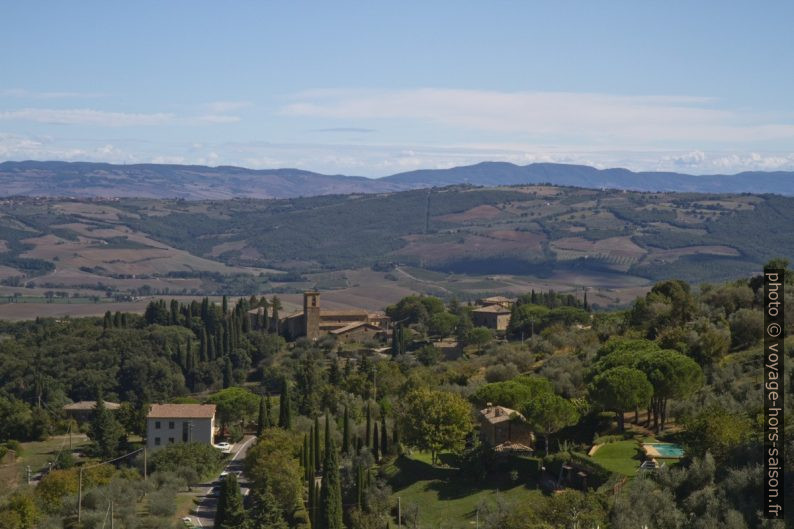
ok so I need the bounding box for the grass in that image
[384,452,544,529]
[0,433,90,498]
[590,439,642,476]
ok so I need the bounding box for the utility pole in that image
[143,446,147,483]
[26,466,31,485]
[397,496,401,529]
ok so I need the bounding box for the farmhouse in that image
[146,403,217,451]
[274,291,390,341]
[63,400,121,423]
[471,304,512,331]
[477,296,515,309]
[479,404,534,452]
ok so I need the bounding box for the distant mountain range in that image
[1,160,793,199]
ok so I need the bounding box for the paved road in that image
[188,435,256,528]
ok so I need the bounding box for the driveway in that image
[188,435,256,528]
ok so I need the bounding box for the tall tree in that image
[246,484,287,529]
[89,393,123,460]
[588,367,653,431]
[365,403,372,448]
[278,380,292,429]
[215,473,245,529]
[314,416,322,472]
[223,357,233,389]
[342,406,350,455]
[380,414,389,456]
[522,393,580,456]
[372,423,380,461]
[398,389,473,465]
[319,436,344,529]
[637,350,704,431]
[256,396,268,436]
[271,296,282,334]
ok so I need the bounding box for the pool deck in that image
[642,443,682,459]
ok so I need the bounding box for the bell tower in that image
[303,291,321,340]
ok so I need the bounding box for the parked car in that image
[214,441,232,454]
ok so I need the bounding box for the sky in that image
[1,1,793,176]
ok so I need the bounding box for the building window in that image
[155,421,161,429]
[168,437,175,444]
[154,437,161,446]
[168,421,175,429]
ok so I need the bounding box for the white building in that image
[146,404,217,451]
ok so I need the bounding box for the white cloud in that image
[0,108,174,127]
[282,88,794,145]
[196,114,241,124]
[205,100,250,113]
[0,88,105,99]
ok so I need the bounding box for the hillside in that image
[2,160,794,199]
[1,185,792,318]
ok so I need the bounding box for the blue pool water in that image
[647,443,684,458]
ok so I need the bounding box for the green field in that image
[590,440,642,476]
[385,452,545,528]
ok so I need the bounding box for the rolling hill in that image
[1,185,792,315]
[2,160,794,199]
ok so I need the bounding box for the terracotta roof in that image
[329,322,382,335]
[472,304,511,314]
[148,404,216,419]
[63,401,121,411]
[480,296,513,303]
[480,405,524,424]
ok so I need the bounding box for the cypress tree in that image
[313,481,321,528]
[302,433,309,470]
[392,422,400,449]
[215,473,244,529]
[247,485,287,529]
[319,436,344,529]
[199,327,207,362]
[355,463,364,510]
[278,380,292,429]
[313,416,321,472]
[90,393,123,460]
[103,310,112,329]
[342,406,350,455]
[223,322,231,356]
[380,414,388,455]
[373,423,380,461]
[222,295,228,315]
[223,357,233,388]
[113,311,122,327]
[307,474,315,526]
[265,394,273,426]
[390,324,401,356]
[365,403,372,448]
[271,296,281,334]
[307,427,314,481]
[257,396,267,436]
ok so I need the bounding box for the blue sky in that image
[1,1,793,176]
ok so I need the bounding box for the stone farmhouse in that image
[479,404,534,453]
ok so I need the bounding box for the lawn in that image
[590,440,642,476]
[1,433,91,497]
[385,452,545,529]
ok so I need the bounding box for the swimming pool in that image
[644,443,684,458]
